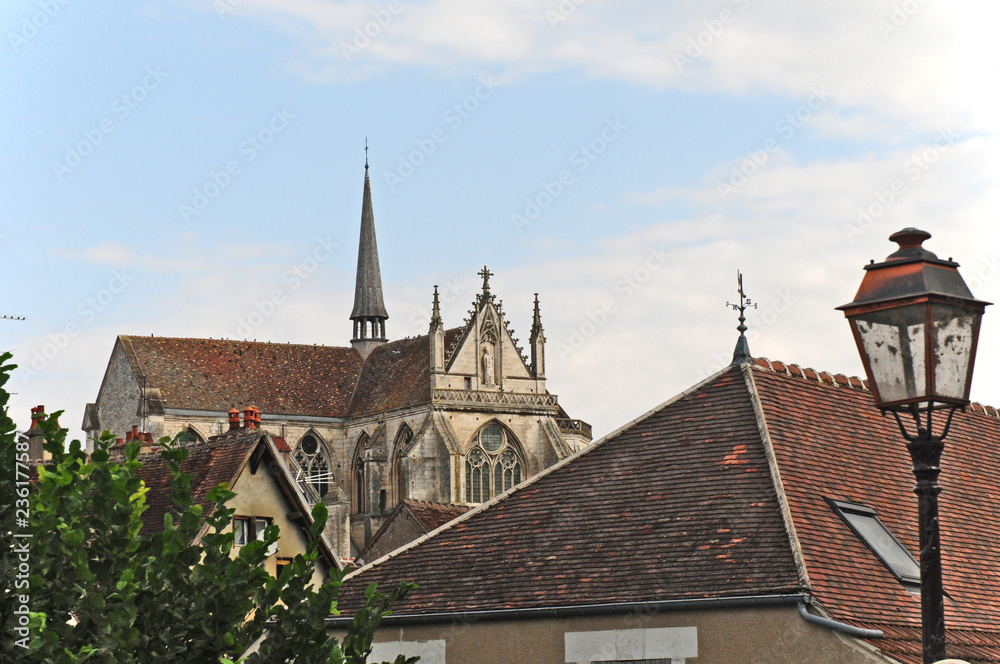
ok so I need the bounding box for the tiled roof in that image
[135,428,262,538]
[338,358,1000,663]
[402,500,469,532]
[119,335,363,417]
[338,368,803,614]
[749,357,1000,664]
[119,330,465,419]
[347,328,463,416]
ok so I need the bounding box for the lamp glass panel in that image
[932,304,979,400]
[852,304,927,404]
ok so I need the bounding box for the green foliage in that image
[0,352,417,664]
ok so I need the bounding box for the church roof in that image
[346,328,463,416]
[118,335,364,417]
[336,358,1000,664]
[115,328,465,419]
[350,164,388,321]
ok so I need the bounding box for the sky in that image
[3,0,1000,441]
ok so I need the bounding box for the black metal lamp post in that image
[838,228,989,664]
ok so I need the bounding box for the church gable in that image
[91,336,144,440]
[443,271,534,387]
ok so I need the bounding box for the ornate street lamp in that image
[838,228,989,664]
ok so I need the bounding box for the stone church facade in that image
[83,162,591,557]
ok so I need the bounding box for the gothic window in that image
[293,433,332,498]
[392,425,414,506]
[353,433,369,513]
[464,424,523,504]
[177,427,202,446]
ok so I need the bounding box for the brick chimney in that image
[26,405,47,461]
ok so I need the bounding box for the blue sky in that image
[4,0,999,439]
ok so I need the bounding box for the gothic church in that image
[83,162,592,557]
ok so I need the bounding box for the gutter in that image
[326,593,809,627]
[797,602,883,639]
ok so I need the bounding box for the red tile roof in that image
[402,500,469,532]
[118,330,464,419]
[749,357,1000,664]
[339,368,803,614]
[119,336,363,417]
[337,358,1000,663]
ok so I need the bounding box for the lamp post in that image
[838,228,989,664]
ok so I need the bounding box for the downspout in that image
[797,602,883,639]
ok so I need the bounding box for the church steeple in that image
[351,156,389,359]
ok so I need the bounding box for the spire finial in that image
[531,293,543,333]
[479,266,493,295]
[365,136,369,171]
[430,285,442,327]
[727,270,756,366]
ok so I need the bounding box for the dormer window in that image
[828,499,920,586]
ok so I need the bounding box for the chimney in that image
[228,408,241,430]
[27,406,47,461]
[243,406,260,429]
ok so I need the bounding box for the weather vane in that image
[727,271,756,364]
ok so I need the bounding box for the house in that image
[81,161,591,558]
[132,409,339,580]
[329,352,1000,664]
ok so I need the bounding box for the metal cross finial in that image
[479,266,493,293]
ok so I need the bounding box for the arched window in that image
[392,425,414,505]
[293,433,332,498]
[465,424,523,504]
[177,427,203,446]
[352,433,369,514]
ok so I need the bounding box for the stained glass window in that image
[464,425,523,504]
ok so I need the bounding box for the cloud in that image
[214,0,999,138]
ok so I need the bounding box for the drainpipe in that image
[797,602,883,639]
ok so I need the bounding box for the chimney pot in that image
[228,408,241,430]
[243,407,256,429]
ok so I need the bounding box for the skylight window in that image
[828,499,921,586]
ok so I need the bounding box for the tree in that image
[0,352,417,663]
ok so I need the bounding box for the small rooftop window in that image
[828,499,920,586]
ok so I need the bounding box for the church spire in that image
[351,154,389,358]
[530,293,546,379]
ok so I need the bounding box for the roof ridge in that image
[753,356,1000,417]
[752,357,868,391]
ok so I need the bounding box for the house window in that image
[275,557,293,575]
[293,434,332,497]
[828,499,921,585]
[234,516,276,555]
[465,424,522,503]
